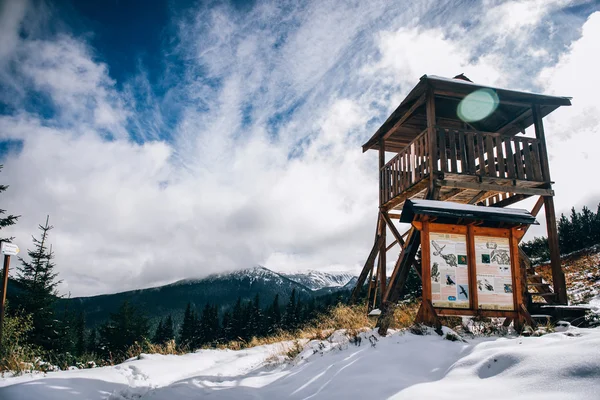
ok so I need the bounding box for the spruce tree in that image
[153,318,165,344]
[98,301,149,356]
[15,216,60,349]
[74,311,86,356]
[87,329,99,354]
[220,310,232,342]
[230,297,244,340]
[265,294,281,334]
[283,289,297,330]
[179,302,196,347]
[163,314,174,343]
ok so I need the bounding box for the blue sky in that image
[0,0,599,296]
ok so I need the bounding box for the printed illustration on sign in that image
[475,236,514,310]
[430,232,469,309]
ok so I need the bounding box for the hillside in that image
[1,325,598,399]
[55,267,355,328]
[534,246,600,304]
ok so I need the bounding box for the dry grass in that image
[535,248,600,304]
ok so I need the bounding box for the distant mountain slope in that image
[58,266,315,328]
[281,270,356,291]
[57,266,353,329]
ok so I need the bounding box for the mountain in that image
[56,266,351,329]
[281,270,356,291]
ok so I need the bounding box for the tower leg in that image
[543,196,568,304]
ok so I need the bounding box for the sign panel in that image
[0,242,19,256]
[474,236,514,310]
[429,232,469,309]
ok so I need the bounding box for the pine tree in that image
[230,297,244,340]
[220,310,232,342]
[0,165,19,243]
[265,294,281,334]
[15,216,60,349]
[163,314,174,343]
[153,318,165,344]
[179,302,197,347]
[87,329,99,354]
[283,289,297,330]
[74,311,86,356]
[98,301,149,356]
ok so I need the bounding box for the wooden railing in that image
[435,127,547,182]
[380,126,548,205]
[380,130,428,204]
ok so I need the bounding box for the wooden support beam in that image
[382,211,405,247]
[468,190,487,205]
[490,194,531,208]
[426,88,438,175]
[351,234,384,303]
[382,93,427,141]
[385,239,398,252]
[435,179,554,197]
[543,195,568,304]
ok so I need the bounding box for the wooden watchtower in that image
[352,74,571,327]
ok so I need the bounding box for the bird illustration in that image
[484,279,494,291]
[459,285,468,299]
[446,275,456,286]
[432,240,458,267]
[431,262,440,282]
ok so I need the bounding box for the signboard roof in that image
[400,199,538,227]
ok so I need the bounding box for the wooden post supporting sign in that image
[0,241,19,348]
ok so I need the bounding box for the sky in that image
[0,0,599,297]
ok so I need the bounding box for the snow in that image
[2,327,599,399]
[281,270,356,290]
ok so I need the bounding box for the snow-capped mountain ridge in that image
[281,270,356,291]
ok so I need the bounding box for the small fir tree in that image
[15,216,61,349]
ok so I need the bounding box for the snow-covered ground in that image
[2,326,599,400]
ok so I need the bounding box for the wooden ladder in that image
[520,249,557,305]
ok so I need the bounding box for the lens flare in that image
[457,89,499,123]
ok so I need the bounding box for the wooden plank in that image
[530,142,543,181]
[543,196,568,304]
[458,131,466,173]
[467,225,478,311]
[490,194,530,208]
[436,179,554,197]
[421,221,432,309]
[382,211,405,247]
[435,308,519,318]
[351,234,384,303]
[532,105,552,182]
[522,141,534,180]
[468,190,487,204]
[511,228,525,316]
[485,135,496,177]
[426,89,438,174]
[496,137,506,179]
[466,132,476,174]
[438,129,447,173]
[504,139,516,179]
[449,130,458,173]
[476,133,486,177]
[472,226,511,237]
[514,140,525,180]
[383,93,426,140]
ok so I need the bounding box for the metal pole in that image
[0,254,11,346]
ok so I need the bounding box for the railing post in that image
[426,88,437,180]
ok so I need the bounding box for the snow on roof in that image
[400,199,538,226]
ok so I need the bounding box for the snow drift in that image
[1,327,599,399]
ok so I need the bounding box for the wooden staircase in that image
[519,249,557,306]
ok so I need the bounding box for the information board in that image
[474,236,514,310]
[429,232,469,309]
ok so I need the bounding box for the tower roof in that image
[362,74,572,153]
